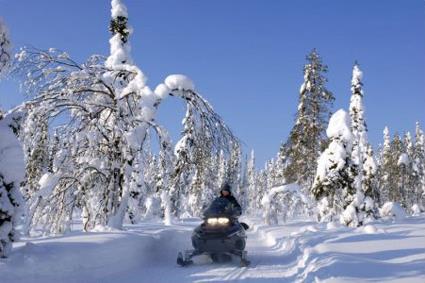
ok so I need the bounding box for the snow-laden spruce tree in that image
[21,105,50,200]
[0,18,11,74]
[311,109,358,224]
[169,105,196,217]
[0,113,25,258]
[279,49,334,191]
[0,19,25,257]
[377,126,392,204]
[216,150,227,189]
[389,134,405,205]
[16,0,237,233]
[402,132,417,210]
[226,141,242,195]
[414,122,425,210]
[348,63,378,221]
[246,150,259,214]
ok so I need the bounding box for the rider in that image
[219,183,242,216]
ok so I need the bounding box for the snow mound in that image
[356,224,379,234]
[164,74,195,91]
[380,202,407,220]
[326,221,344,230]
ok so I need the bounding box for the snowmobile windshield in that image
[203,198,236,218]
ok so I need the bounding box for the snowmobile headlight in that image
[207,218,218,225]
[217,217,230,225]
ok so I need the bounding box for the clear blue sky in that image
[1,0,424,167]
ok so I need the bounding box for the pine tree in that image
[279,49,334,191]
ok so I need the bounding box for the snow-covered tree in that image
[227,141,242,194]
[0,18,11,75]
[311,109,358,224]
[414,122,425,209]
[348,63,378,221]
[216,150,227,190]
[21,106,50,200]
[279,49,334,191]
[402,132,418,210]
[377,126,392,204]
[170,104,196,217]
[0,19,25,258]
[0,113,25,257]
[246,150,258,214]
[16,0,237,233]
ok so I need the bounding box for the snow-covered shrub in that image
[379,202,407,220]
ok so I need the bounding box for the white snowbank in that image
[164,74,195,91]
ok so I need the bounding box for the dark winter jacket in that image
[219,194,242,216]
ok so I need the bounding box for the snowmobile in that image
[177,197,250,267]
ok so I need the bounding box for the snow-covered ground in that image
[1,215,425,283]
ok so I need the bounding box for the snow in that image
[37,173,60,198]
[351,63,363,87]
[412,204,422,216]
[397,153,410,166]
[1,215,425,282]
[164,74,195,91]
[326,109,352,141]
[154,83,171,99]
[111,0,128,18]
[380,202,407,220]
[0,112,25,184]
[261,183,302,207]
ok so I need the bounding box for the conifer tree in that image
[348,63,378,220]
[279,49,334,191]
[311,110,357,224]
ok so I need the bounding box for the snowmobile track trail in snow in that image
[1,216,425,283]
